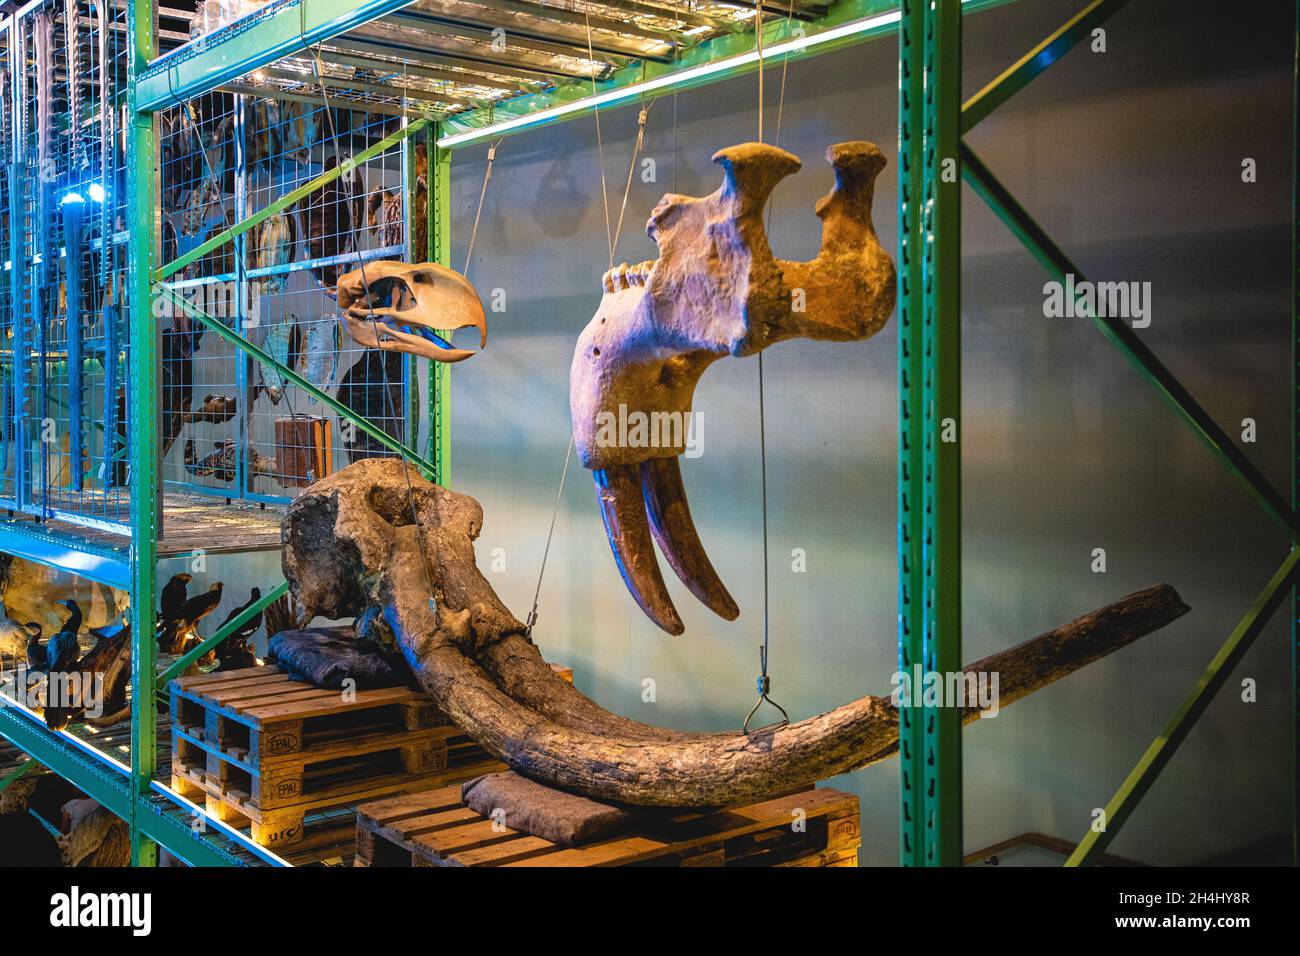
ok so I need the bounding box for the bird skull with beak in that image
[569,141,896,634]
[335,261,488,363]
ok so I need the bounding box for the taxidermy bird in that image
[177,582,224,637]
[251,210,297,294]
[44,624,132,731]
[157,572,191,651]
[0,604,42,659]
[183,439,238,484]
[215,587,263,671]
[24,624,46,671]
[46,600,82,674]
[158,580,223,655]
[367,188,403,249]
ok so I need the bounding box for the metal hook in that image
[742,645,789,735]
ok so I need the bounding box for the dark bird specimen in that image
[177,583,224,639]
[25,623,46,671]
[157,572,191,652]
[46,600,82,673]
[215,587,263,671]
[44,624,132,732]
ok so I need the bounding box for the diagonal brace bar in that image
[1066,545,1300,866]
[155,581,289,690]
[157,117,430,283]
[961,142,1300,541]
[0,758,40,793]
[156,286,438,475]
[962,0,1130,134]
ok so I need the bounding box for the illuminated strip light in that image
[437,10,903,149]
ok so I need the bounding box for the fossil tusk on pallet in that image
[281,458,1189,808]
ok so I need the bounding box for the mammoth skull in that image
[282,458,1188,807]
[336,260,487,363]
[570,142,896,634]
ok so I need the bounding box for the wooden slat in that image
[239,686,417,722]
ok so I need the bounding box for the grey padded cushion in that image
[461,771,634,848]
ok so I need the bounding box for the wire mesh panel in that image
[3,0,132,530]
[159,89,415,503]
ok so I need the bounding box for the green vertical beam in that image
[920,0,963,866]
[896,0,927,868]
[127,0,159,868]
[426,126,453,486]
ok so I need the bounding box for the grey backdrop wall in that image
[427,0,1294,864]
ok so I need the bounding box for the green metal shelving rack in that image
[0,0,1294,867]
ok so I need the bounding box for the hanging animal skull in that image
[281,458,1188,807]
[570,141,896,634]
[335,260,488,364]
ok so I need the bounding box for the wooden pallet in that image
[355,785,860,867]
[169,665,507,848]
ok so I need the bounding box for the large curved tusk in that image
[593,465,684,635]
[282,460,1191,808]
[640,456,739,621]
[412,583,1190,807]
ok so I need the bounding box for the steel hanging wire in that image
[743,0,791,735]
[526,16,655,639]
[297,19,445,611]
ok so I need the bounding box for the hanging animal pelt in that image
[199,209,238,277]
[281,100,319,166]
[250,209,297,293]
[337,348,404,462]
[58,799,130,867]
[413,141,429,258]
[296,153,357,288]
[246,98,284,170]
[180,180,223,262]
[161,322,204,456]
[254,316,302,405]
[367,188,403,250]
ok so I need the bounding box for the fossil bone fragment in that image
[335,260,487,363]
[281,458,1188,808]
[570,142,896,633]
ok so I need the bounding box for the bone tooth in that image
[640,456,739,621]
[593,465,685,635]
